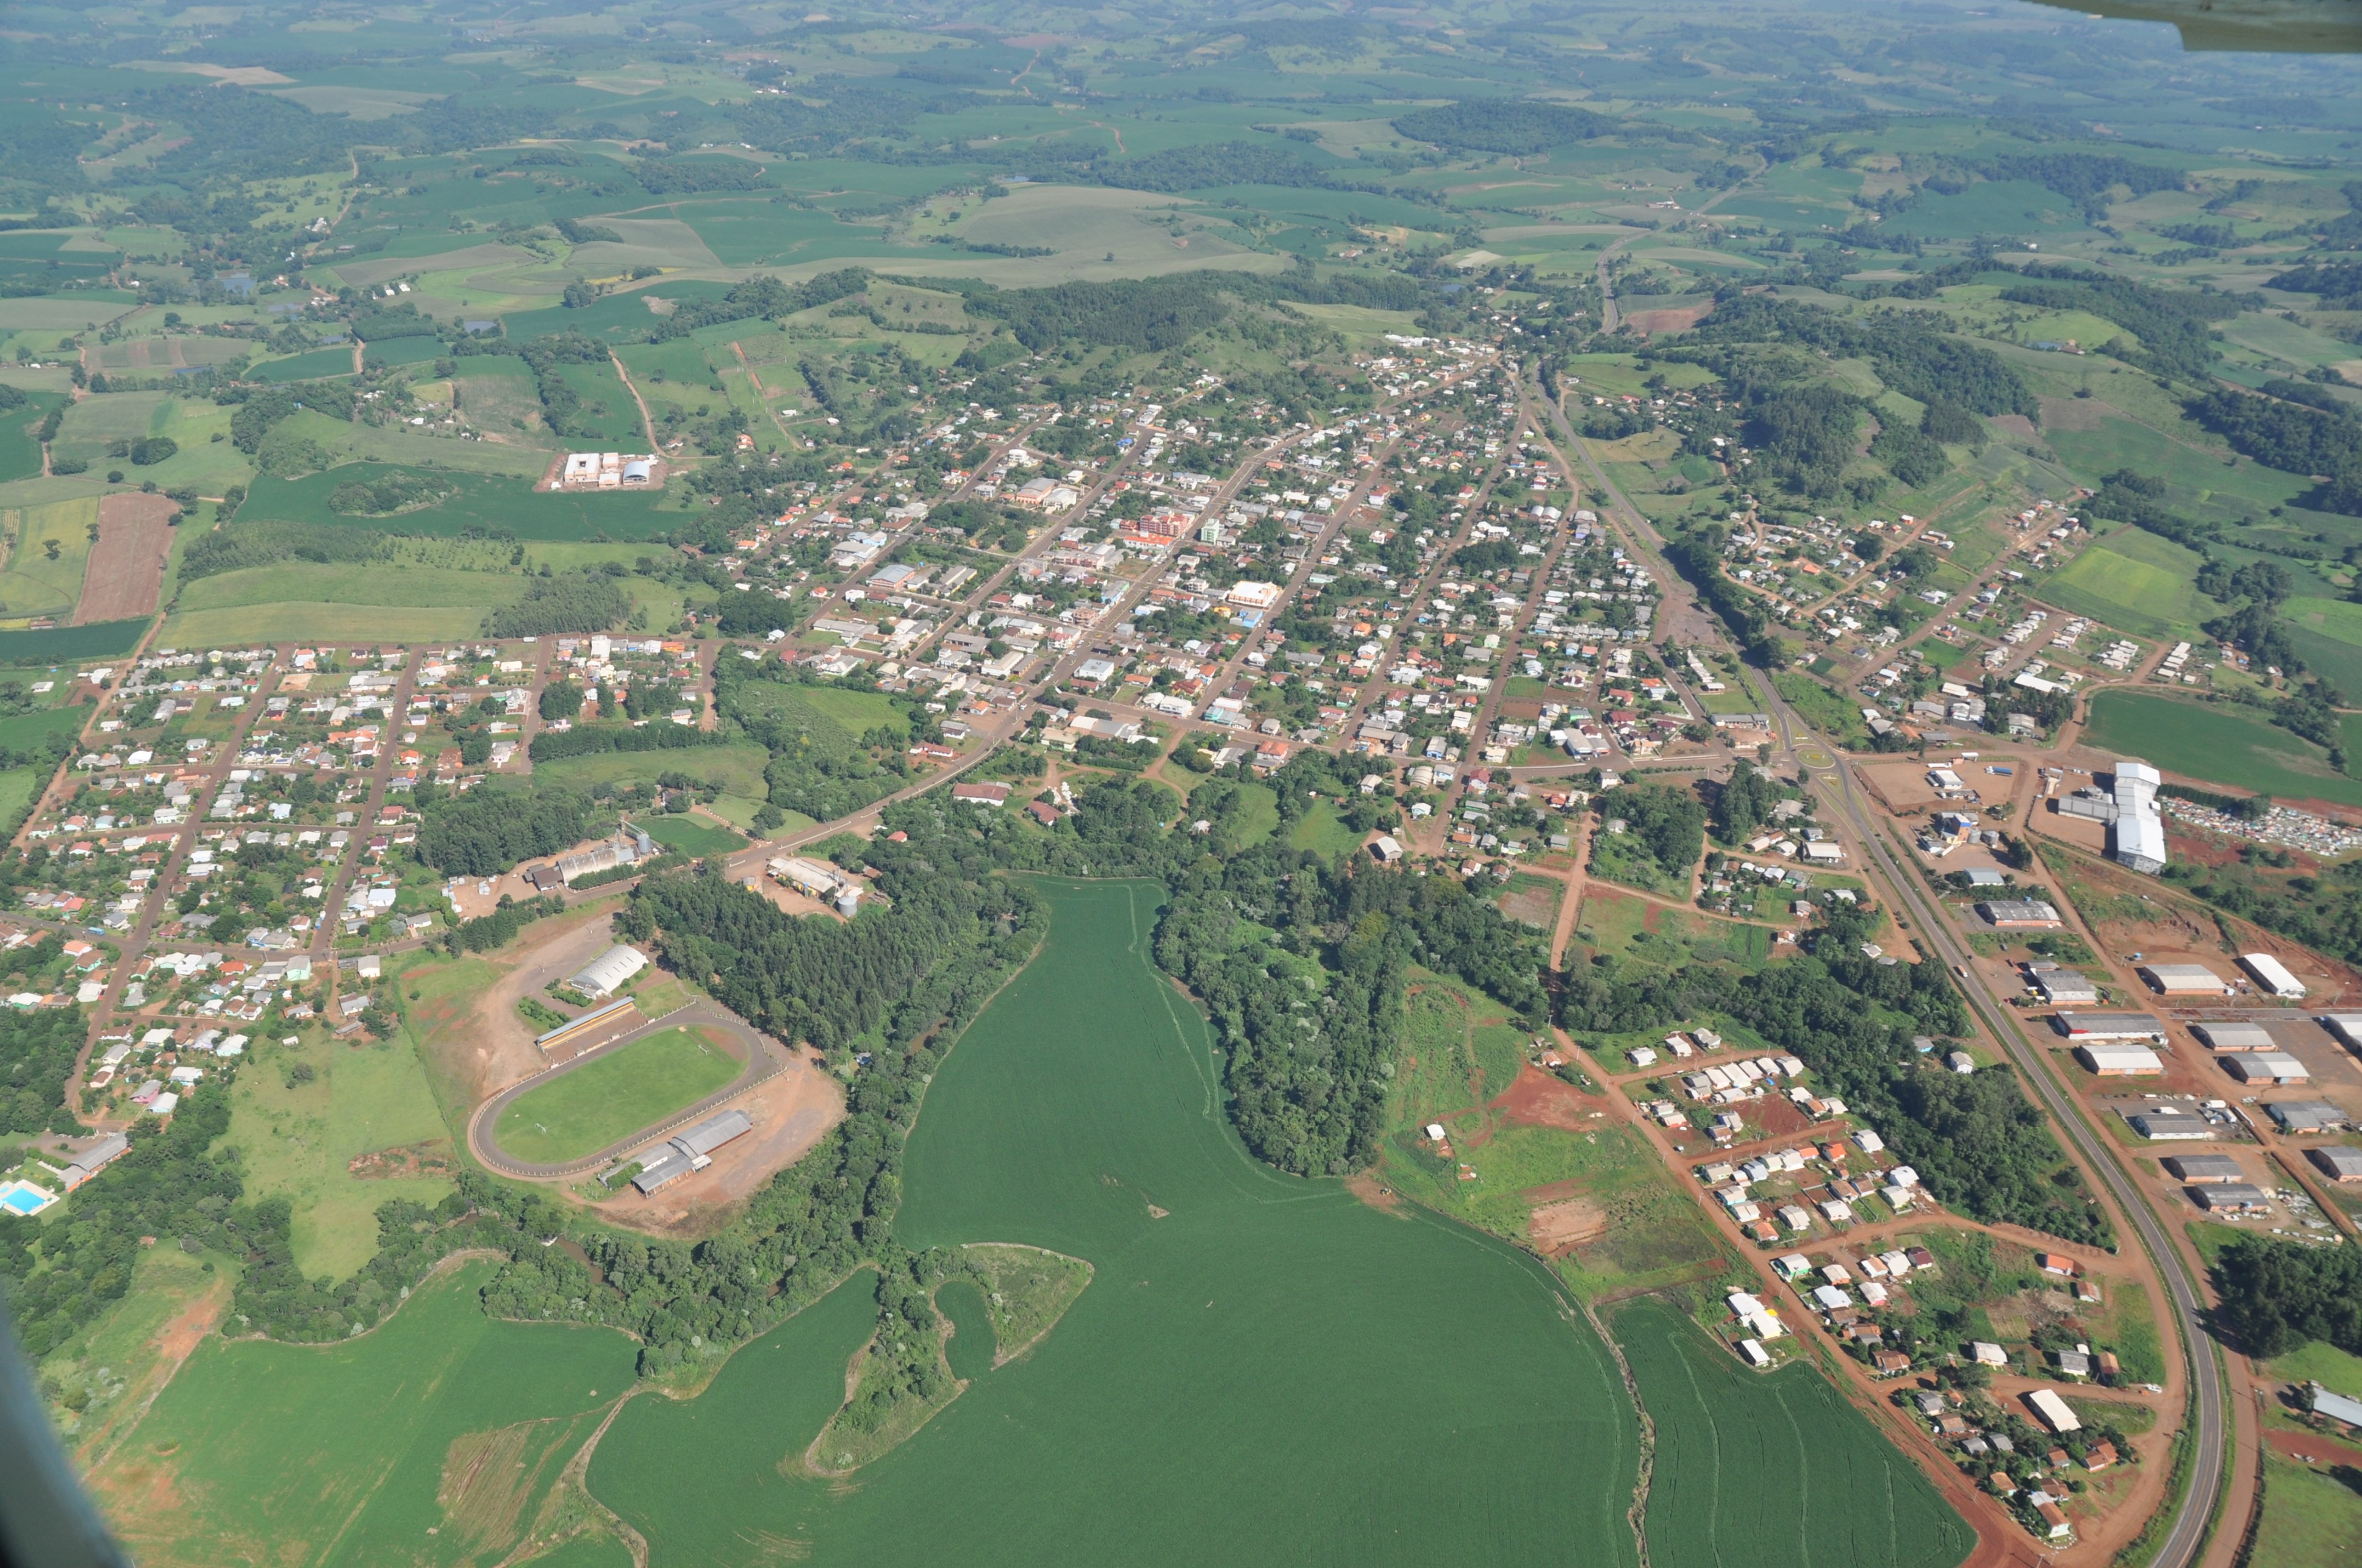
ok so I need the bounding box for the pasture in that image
[87,1260,639,1568]
[226,1028,456,1280]
[2084,690,2362,808]
[1615,1300,1974,1568]
[1285,798,1364,859]
[2284,594,2362,701]
[0,496,98,624]
[592,878,1646,1566]
[492,1025,742,1165]
[0,391,66,482]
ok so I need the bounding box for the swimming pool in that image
[0,1182,57,1217]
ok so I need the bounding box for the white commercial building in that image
[2238,952,2305,1000]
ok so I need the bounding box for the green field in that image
[1615,1300,1975,1568]
[87,1260,638,1568]
[590,878,1646,1566]
[2250,1451,2362,1568]
[250,346,357,382]
[0,701,89,750]
[2038,529,2217,639]
[630,813,745,857]
[2084,690,2362,808]
[492,1025,742,1165]
[161,603,491,645]
[0,390,66,482]
[2285,595,2362,701]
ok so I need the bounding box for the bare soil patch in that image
[76,491,174,623]
[1492,1062,1612,1130]
[348,1139,457,1180]
[1626,304,1710,336]
[1527,1196,1608,1256]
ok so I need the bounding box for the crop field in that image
[2085,690,2362,808]
[494,1025,742,1165]
[1615,1300,1973,1568]
[162,603,490,646]
[226,1029,456,1280]
[239,467,683,540]
[592,879,1646,1566]
[0,617,148,667]
[2042,414,2309,529]
[250,346,357,382]
[2038,528,2216,639]
[87,1260,639,1568]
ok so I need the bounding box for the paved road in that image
[467,1003,789,1180]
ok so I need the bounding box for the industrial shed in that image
[2305,1145,2362,1183]
[2188,1183,2270,1211]
[2239,952,2306,999]
[568,945,648,1001]
[2076,1044,2163,1076]
[2220,1053,2308,1086]
[2194,1023,2275,1053]
[2162,1154,2245,1183]
[2137,964,2230,996]
[2054,1012,2168,1042]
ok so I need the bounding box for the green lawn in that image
[2085,690,2362,807]
[493,1025,741,1164]
[1286,797,1364,858]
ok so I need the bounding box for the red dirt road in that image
[74,492,174,623]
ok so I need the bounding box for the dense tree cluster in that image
[0,1001,87,1137]
[1598,780,1708,873]
[1393,99,1610,154]
[417,789,587,878]
[484,570,632,639]
[2210,1233,2362,1357]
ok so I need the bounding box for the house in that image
[2239,952,2306,999]
[2084,1440,2118,1470]
[59,1133,129,1190]
[2037,1253,2077,1276]
[567,945,648,1001]
[952,781,1011,807]
[2221,1052,2308,1086]
[2194,1022,2275,1053]
[2138,962,2229,996]
[2034,1500,2072,1539]
[2076,1043,2163,1076]
[1972,1341,2009,1366]
[1872,1350,1911,1375]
